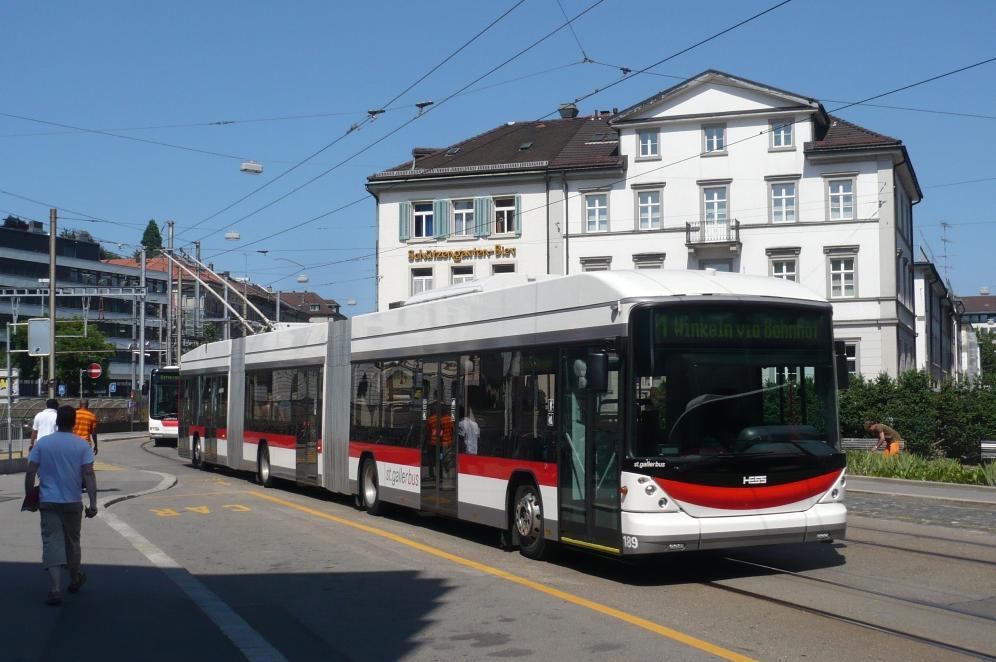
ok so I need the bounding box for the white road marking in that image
[101,511,287,662]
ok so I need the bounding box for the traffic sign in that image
[87,363,102,379]
[110,382,117,394]
[58,383,66,397]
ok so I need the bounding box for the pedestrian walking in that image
[864,421,902,456]
[74,399,99,455]
[30,398,59,450]
[24,405,98,606]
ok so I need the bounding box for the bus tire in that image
[513,483,549,560]
[360,458,383,516]
[257,444,273,488]
[191,436,203,469]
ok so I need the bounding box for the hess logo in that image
[742,475,767,485]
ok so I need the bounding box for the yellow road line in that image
[142,490,242,500]
[248,490,755,662]
[94,462,126,472]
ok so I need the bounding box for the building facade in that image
[913,261,961,381]
[367,71,923,378]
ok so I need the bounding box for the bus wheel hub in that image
[515,493,541,539]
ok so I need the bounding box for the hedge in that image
[846,451,996,486]
[838,370,996,463]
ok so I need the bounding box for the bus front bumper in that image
[619,503,846,555]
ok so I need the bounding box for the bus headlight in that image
[645,484,657,496]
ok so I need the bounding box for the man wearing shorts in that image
[25,405,99,606]
[865,421,902,456]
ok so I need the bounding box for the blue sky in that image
[2,0,994,312]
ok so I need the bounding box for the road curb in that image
[99,469,177,509]
[846,487,994,506]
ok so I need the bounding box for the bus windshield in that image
[151,372,179,420]
[630,305,839,459]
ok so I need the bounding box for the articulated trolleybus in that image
[179,271,848,559]
[149,366,180,445]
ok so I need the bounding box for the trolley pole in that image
[194,241,201,340]
[175,263,183,366]
[48,208,57,398]
[165,220,174,366]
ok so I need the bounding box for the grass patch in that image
[846,451,995,486]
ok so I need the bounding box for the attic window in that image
[518,141,533,151]
[445,146,460,156]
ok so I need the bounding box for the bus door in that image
[202,376,219,464]
[420,359,459,517]
[557,348,622,554]
[295,369,321,485]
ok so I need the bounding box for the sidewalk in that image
[0,450,245,661]
[0,431,149,475]
[847,475,996,505]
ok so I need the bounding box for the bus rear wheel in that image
[361,458,384,516]
[191,437,203,469]
[257,444,273,488]
[513,484,550,560]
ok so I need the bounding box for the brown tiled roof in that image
[368,117,621,181]
[960,295,995,314]
[806,115,901,151]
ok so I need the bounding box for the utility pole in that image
[940,221,953,284]
[194,240,201,341]
[48,209,57,398]
[165,220,174,365]
[138,248,146,393]
[175,262,183,366]
[276,290,281,325]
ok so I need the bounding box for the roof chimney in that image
[982,286,991,295]
[558,103,579,119]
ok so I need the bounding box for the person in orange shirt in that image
[864,421,901,456]
[74,400,98,455]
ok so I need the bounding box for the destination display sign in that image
[654,307,829,347]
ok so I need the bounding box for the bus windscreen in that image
[151,372,179,419]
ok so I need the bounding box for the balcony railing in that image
[686,219,741,246]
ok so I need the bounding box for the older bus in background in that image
[149,366,179,446]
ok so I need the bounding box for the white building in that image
[367,70,923,379]
[913,261,961,381]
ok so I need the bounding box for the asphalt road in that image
[6,436,994,662]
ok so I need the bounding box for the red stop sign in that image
[87,363,102,379]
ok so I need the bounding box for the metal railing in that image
[1,417,32,462]
[685,218,741,245]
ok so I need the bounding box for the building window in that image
[703,124,726,153]
[585,193,608,232]
[843,342,858,376]
[702,186,728,240]
[309,304,321,312]
[492,263,515,274]
[633,252,665,269]
[828,179,854,221]
[493,197,515,235]
[770,182,796,223]
[770,120,793,148]
[770,258,797,282]
[411,268,433,295]
[638,129,659,159]
[452,200,474,237]
[699,259,732,272]
[829,257,856,298]
[580,256,612,272]
[413,202,433,238]
[451,265,474,284]
[637,190,661,230]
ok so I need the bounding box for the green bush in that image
[845,451,991,485]
[839,370,996,463]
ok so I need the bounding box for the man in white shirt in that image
[30,399,59,450]
[457,407,480,455]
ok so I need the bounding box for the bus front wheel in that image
[361,459,383,516]
[257,445,273,488]
[513,484,549,560]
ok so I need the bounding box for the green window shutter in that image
[433,199,450,239]
[514,194,522,238]
[473,197,492,237]
[399,201,411,241]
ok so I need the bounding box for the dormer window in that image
[770,120,793,149]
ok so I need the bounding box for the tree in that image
[978,329,996,380]
[5,318,115,396]
[140,219,163,257]
[99,244,122,260]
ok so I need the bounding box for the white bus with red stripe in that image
[149,367,179,445]
[178,270,847,559]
